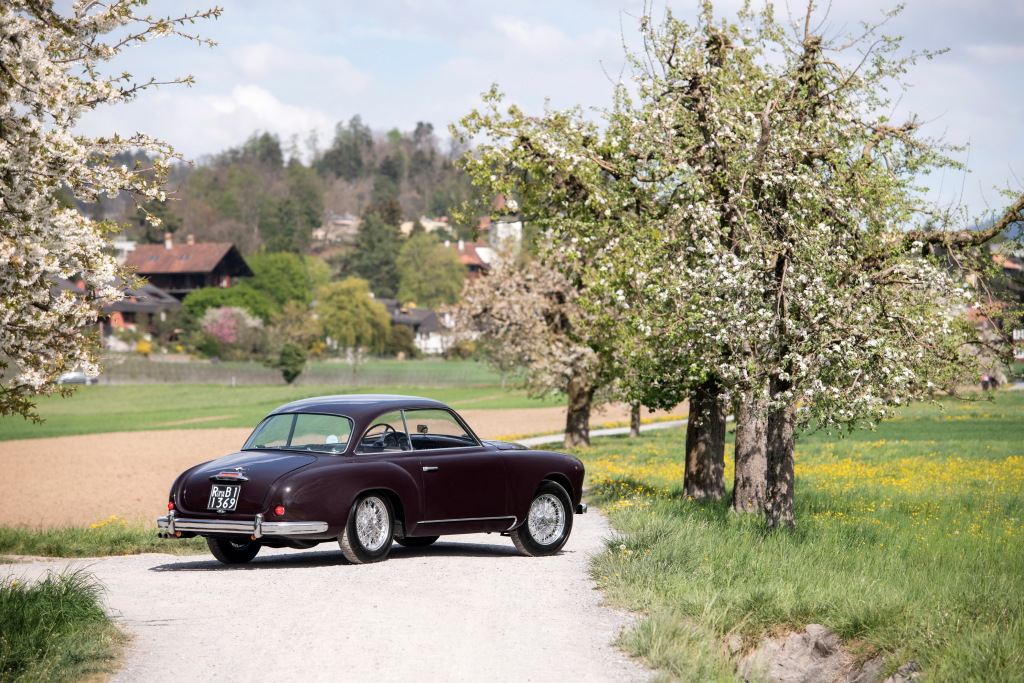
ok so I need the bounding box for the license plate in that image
[207,484,240,511]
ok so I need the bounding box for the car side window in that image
[355,410,411,454]
[406,409,478,451]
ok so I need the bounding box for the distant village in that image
[101,211,520,357]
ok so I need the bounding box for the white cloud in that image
[229,43,372,95]
[76,85,336,161]
[490,15,619,62]
[187,85,336,154]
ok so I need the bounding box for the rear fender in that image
[272,460,420,536]
[168,461,211,512]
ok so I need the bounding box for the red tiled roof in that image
[445,240,490,268]
[124,243,250,276]
[993,253,1022,271]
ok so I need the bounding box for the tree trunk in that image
[629,403,641,438]
[731,387,767,513]
[764,376,796,529]
[563,374,594,449]
[684,378,727,500]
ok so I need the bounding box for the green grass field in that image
[573,391,1024,681]
[0,383,561,441]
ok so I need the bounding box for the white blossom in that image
[0,1,220,420]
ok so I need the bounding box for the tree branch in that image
[905,193,1024,250]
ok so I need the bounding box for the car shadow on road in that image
[149,539,540,572]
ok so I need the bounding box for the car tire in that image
[510,481,573,557]
[394,535,439,548]
[339,493,394,564]
[207,537,261,564]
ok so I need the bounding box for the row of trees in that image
[453,1,1024,529]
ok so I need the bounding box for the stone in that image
[737,624,879,683]
[883,660,920,683]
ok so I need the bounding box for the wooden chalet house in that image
[123,233,253,301]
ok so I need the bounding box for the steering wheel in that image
[367,423,400,449]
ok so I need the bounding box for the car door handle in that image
[422,466,439,472]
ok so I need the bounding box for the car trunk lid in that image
[180,450,317,514]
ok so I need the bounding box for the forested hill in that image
[89,117,476,256]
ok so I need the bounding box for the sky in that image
[74,0,1024,220]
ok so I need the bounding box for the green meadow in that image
[574,391,1024,681]
[0,382,560,441]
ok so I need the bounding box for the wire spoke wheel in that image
[339,493,394,563]
[510,481,573,557]
[527,493,565,545]
[355,496,390,552]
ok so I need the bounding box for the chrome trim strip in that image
[157,516,328,536]
[419,515,516,525]
[210,472,250,482]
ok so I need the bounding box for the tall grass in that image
[575,392,1024,681]
[0,570,122,681]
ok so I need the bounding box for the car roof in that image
[268,394,449,419]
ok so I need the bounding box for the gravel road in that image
[5,513,651,682]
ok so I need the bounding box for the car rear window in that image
[243,413,354,453]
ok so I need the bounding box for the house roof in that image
[123,242,253,277]
[111,280,182,314]
[444,240,494,272]
[377,299,446,335]
[993,253,1023,271]
[50,277,182,314]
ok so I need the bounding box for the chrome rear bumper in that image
[158,511,328,539]
[575,503,587,514]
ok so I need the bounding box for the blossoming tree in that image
[453,251,612,448]
[456,1,1024,527]
[0,0,220,420]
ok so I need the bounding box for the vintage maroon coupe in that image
[158,394,586,564]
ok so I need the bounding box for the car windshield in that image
[243,413,354,453]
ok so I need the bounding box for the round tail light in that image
[167,502,175,511]
[274,506,285,516]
